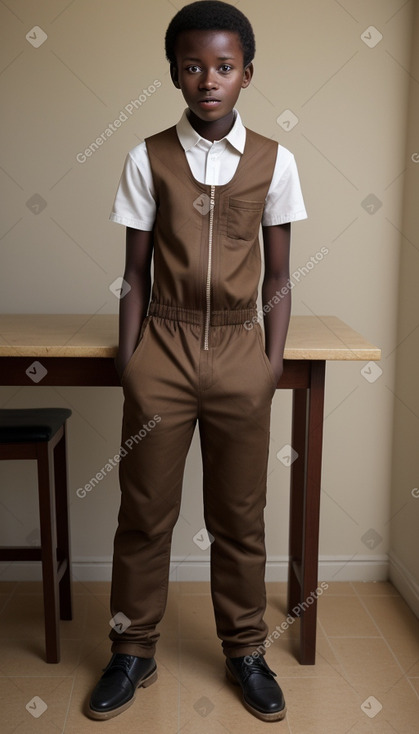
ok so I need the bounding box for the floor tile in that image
[0,636,84,678]
[264,594,301,639]
[328,637,405,696]
[0,580,417,733]
[361,595,419,673]
[376,676,419,733]
[264,594,325,641]
[265,634,342,678]
[178,581,210,595]
[14,581,44,594]
[352,581,398,596]
[178,594,219,641]
[179,674,292,733]
[0,675,73,734]
[320,581,355,595]
[361,594,419,640]
[276,676,361,734]
[0,592,10,614]
[0,581,17,594]
[317,594,380,637]
[0,593,45,638]
[73,580,111,596]
[265,581,288,595]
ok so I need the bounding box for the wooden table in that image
[0,314,381,664]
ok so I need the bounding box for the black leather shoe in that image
[226,654,286,721]
[87,653,157,720]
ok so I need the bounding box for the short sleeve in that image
[109,143,156,231]
[262,145,307,226]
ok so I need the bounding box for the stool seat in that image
[0,408,72,443]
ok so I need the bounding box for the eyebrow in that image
[182,56,236,62]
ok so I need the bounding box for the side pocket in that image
[255,324,277,392]
[120,316,151,386]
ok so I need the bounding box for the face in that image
[171,29,253,123]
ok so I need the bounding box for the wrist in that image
[114,351,129,380]
[267,354,284,382]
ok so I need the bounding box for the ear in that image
[170,63,181,89]
[241,62,254,89]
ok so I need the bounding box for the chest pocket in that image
[227,198,265,242]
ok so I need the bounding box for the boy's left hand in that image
[268,356,284,385]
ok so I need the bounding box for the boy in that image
[88,0,306,723]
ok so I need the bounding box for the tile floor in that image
[0,580,418,733]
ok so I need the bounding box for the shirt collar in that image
[176,108,246,154]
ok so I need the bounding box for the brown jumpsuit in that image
[109,126,278,659]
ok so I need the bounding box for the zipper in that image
[203,185,215,350]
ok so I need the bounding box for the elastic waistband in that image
[148,302,257,326]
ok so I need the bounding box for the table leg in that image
[287,360,326,664]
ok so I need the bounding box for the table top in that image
[0,314,381,361]
[0,314,381,360]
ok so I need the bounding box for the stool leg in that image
[37,441,60,663]
[54,425,72,620]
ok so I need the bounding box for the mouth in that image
[198,98,221,107]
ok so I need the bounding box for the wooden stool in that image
[0,408,72,663]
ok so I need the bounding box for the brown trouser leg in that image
[109,316,276,658]
[199,322,275,657]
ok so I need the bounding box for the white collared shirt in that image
[110,108,307,230]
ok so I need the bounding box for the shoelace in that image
[103,654,136,676]
[239,656,277,683]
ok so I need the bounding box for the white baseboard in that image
[388,551,419,618]
[0,554,389,583]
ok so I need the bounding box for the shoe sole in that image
[86,667,158,721]
[225,664,287,722]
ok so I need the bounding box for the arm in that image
[114,226,153,381]
[261,222,291,384]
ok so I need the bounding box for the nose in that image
[199,69,218,89]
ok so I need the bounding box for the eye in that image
[186,65,201,73]
[220,64,232,73]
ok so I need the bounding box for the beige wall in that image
[0,1,416,596]
[389,0,419,614]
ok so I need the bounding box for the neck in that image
[187,110,235,142]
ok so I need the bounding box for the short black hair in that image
[165,1,255,69]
